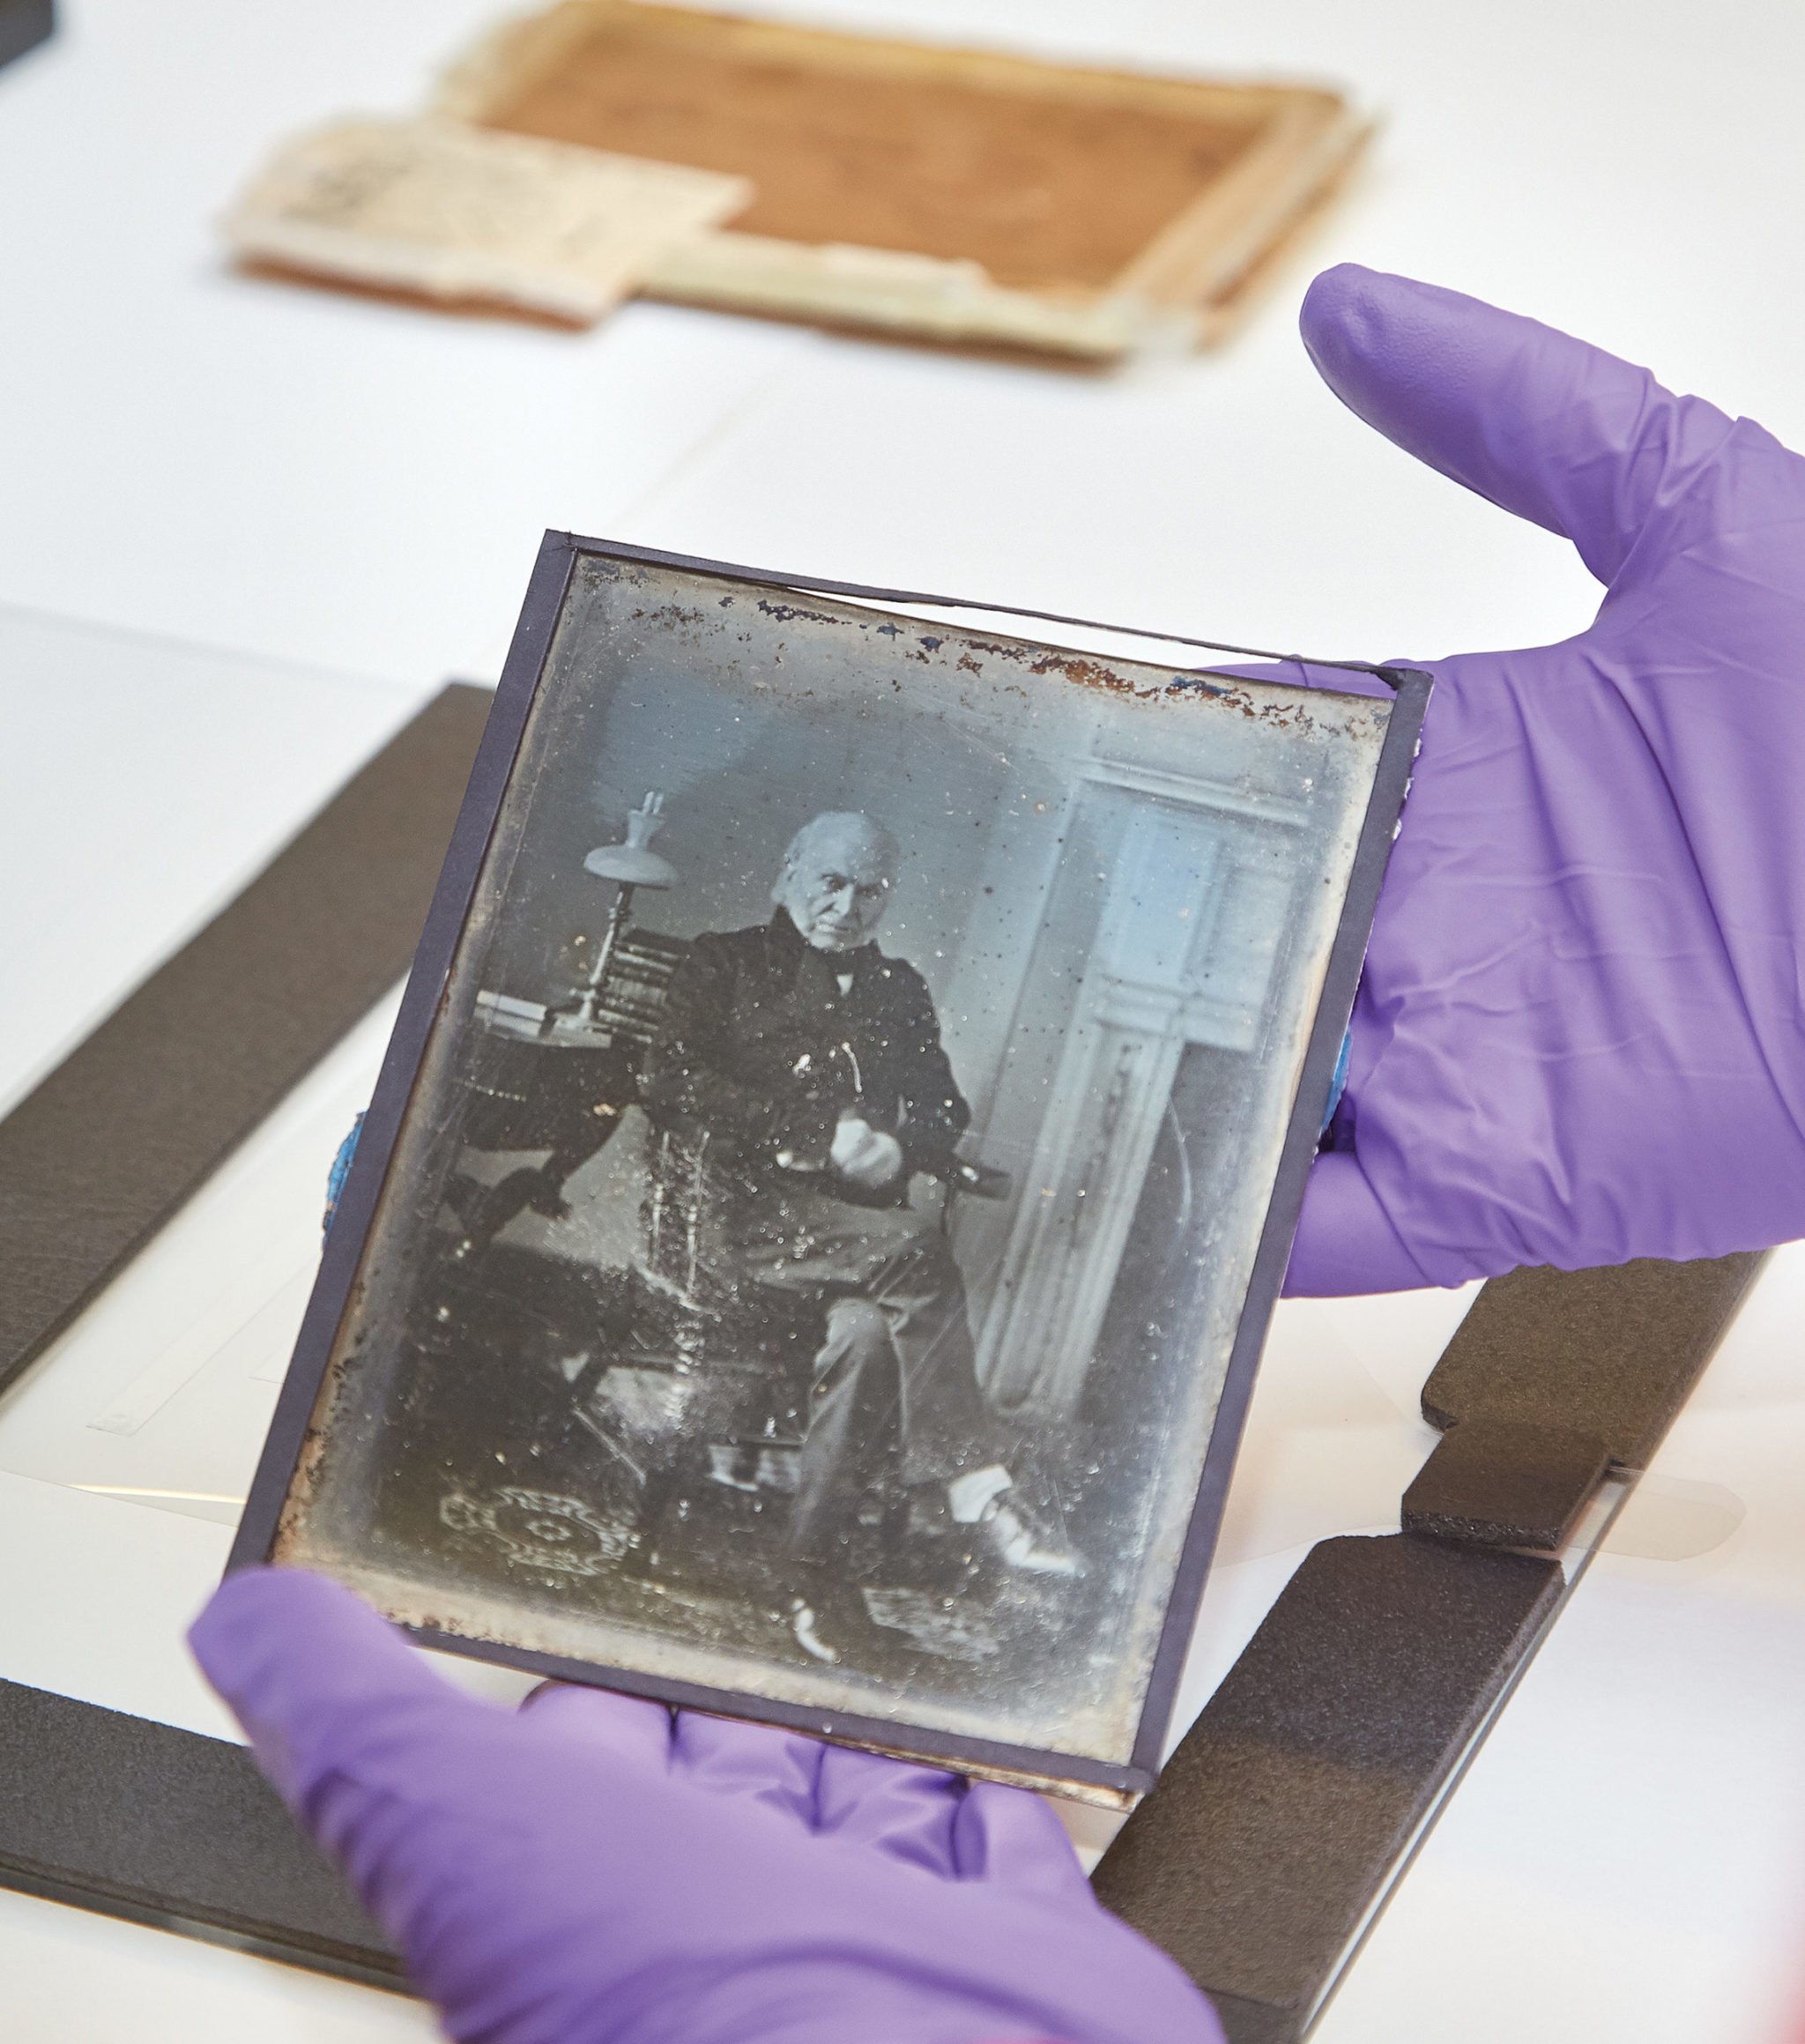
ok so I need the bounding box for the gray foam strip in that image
[1096,1251,1766,2040]
[0,1679,402,1987]
[1092,1534,1563,2043]
[0,0,54,72]
[1419,1252,1765,1469]
[0,683,494,1395]
[1401,1417,1608,1552]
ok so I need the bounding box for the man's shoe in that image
[977,1492,1085,1579]
[790,1594,843,1663]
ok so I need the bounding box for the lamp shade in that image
[583,843,678,888]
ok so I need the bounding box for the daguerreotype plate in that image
[234,535,1428,1803]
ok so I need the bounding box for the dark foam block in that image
[0,683,493,1396]
[1419,1252,1767,1470]
[0,1680,404,1987]
[1401,1416,1608,1551]
[0,0,53,72]
[1091,1534,1561,2044]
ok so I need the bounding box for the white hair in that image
[771,812,898,900]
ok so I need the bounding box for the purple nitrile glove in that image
[1284,264,1805,1295]
[189,1567,1224,2044]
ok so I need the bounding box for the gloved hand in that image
[190,1567,1224,2044]
[1284,264,1805,1294]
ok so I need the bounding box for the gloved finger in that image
[1282,1148,1440,1297]
[669,1709,824,1825]
[1299,264,1735,587]
[949,1780,1093,1900]
[189,1567,485,1806]
[812,1742,963,1872]
[518,1682,675,1769]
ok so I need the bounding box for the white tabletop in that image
[5,3,1805,2039]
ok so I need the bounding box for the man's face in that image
[776,827,895,952]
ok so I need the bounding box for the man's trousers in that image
[721,1183,1008,1561]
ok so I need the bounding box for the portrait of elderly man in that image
[638,810,1080,1658]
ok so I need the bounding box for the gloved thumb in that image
[1299,264,1735,587]
[189,1566,488,1812]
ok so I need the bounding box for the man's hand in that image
[830,1113,905,1192]
[190,1570,1223,2044]
[1285,266,1805,1295]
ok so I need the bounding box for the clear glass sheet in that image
[0,993,401,1527]
[0,606,498,1731]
